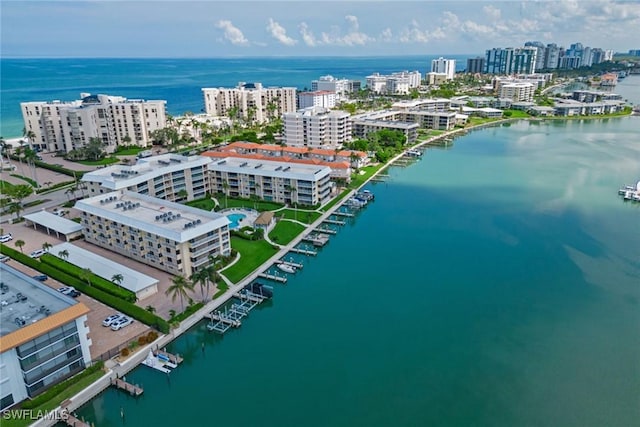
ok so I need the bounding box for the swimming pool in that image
[226,213,246,230]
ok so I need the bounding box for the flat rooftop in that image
[82,154,211,189]
[0,263,76,337]
[74,190,229,242]
[210,157,331,181]
[50,242,158,294]
[23,211,84,235]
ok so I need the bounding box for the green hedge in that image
[172,302,204,323]
[0,245,170,333]
[40,254,136,302]
[34,159,84,178]
[36,180,75,194]
[21,361,104,409]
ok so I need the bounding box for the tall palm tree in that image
[42,242,52,253]
[286,185,298,221]
[111,273,124,287]
[22,147,39,188]
[58,249,69,261]
[191,266,217,303]
[165,274,195,312]
[222,180,229,208]
[15,239,25,253]
[80,268,93,286]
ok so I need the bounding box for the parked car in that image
[0,233,13,243]
[0,255,10,263]
[111,316,134,331]
[102,313,124,327]
[32,274,48,281]
[30,249,46,258]
[52,209,66,217]
[57,286,80,298]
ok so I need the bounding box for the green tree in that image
[22,146,39,188]
[111,273,124,287]
[85,138,105,161]
[191,264,218,302]
[42,242,52,253]
[80,268,93,286]
[222,180,229,208]
[176,189,189,201]
[14,239,25,253]
[58,249,69,261]
[165,274,195,312]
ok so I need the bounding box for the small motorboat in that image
[277,263,296,274]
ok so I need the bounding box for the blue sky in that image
[2,1,639,57]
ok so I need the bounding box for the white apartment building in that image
[498,82,535,102]
[311,75,354,99]
[0,264,91,409]
[366,71,421,95]
[209,157,332,206]
[431,57,456,80]
[366,73,389,94]
[283,107,352,149]
[202,82,296,124]
[82,153,211,202]
[297,90,337,109]
[21,93,167,153]
[75,191,231,276]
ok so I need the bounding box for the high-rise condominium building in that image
[485,47,537,74]
[21,93,167,153]
[283,107,352,149]
[202,82,296,125]
[431,57,456,80]
[466,57,486,73]
[297,91,337,109]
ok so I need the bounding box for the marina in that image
[289,247,318,256]
[258,272,288,283]
[206,283,271,334]
[315,227,337,235]
[302,233,330,247]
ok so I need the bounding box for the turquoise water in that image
[75,118,640,426]
[226,213,246,230]
[0,56,469,138]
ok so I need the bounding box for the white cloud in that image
[320,15,374,46]
[215,20,249,46]
[399,20,431,43]
[298,22,317,47]
[266,18,297,46]
[483,5,501,20]
[379,28,393,42]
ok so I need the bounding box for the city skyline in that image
[2,0,639,58]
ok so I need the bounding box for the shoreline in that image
[30,112,634,426]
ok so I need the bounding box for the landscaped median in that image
[0,245,170,333]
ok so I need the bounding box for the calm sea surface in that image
[0,56,468,138]
[73,117,639,427]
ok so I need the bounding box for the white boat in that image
[277,263,296,274]
[141,350,171,374]
[406,149,422,157]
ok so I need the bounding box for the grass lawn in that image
[76,156,120,166]
[0,180,16,194]
[467,117,501,126]
[320,189,351,212]
[504,110,531,118]
[114,146,145,155]
[275,209,322,224]
[222,237,278,283]
[2,369,105,427]
[268,220,306,245]
[349,164,384,189]
[185,197,216,211]
[220,197,284,212]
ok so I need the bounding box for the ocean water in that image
[0,55,468,138]
[75,118,640,427]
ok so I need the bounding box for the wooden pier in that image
[302,234,329,247]
[333,211,354,218]
[64,413,91,427]
[111,377,143,396]
[289,247,317,256]
[258,272,288,283]
[324,218,346,225]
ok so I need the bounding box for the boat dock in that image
[324,218,346,225]
[333,211,354,218]
[302,234,329,247]
[277,259,304,269]
[618,182,640,202]
[153,349,183,365]
[258,272,288,283]
[315,227,337,235]
[207,285,270,334]
[111,377,143,396]
[289,247,318,256]
[64,413,91,427]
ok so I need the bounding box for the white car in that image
[102,313,124,327]
[0,234,13,243]
[111,316,133,331]
[29,249,46,258]
[0,255,9,263]
[52,209,66,217]
[57,286,80,298]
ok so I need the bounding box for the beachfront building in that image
[297,91,337,109]
[466,57,486,73]
[208,157,332,206]
[0,263,91,409]
[202,82,296,125]
[82,153,210,202]
[75,191,230,276]
[365,71,421,95]
[431,57,456,80]
[310,75,359,99]
[283,107,352,149]
[21,93,167,153]
[553,99,626,116]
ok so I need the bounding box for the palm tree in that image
[111,273,124,287]
[286,185,298,221]
[222,180,229,208]
[58,249,69,261]
[42,242,52,253]
[191,265,219,302]
[165,275,195,312]
[14,239,25,253]
[80,268,93,286]
[176,189,188,202]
